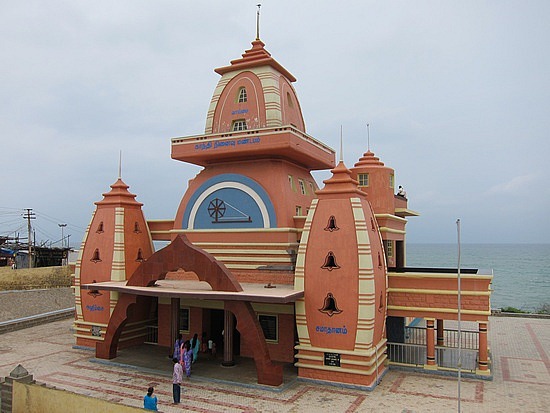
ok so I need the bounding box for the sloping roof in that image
[81,279,303,304]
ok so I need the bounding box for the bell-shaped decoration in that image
[88,279,103,298]
[321,251,340,271]
[91,249,101,263]
[324,215,339,232]
[319,292,343,317]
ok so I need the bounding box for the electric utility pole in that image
[23,208,36,268]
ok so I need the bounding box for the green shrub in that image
[500,306,528,314]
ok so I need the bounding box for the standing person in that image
[143,386,158,411]
[172,357,183,404]
[191,333,200,364]
[201,332,208,353]
[182,340,193,378]
[397,185,407,198]
[173,333,183,360]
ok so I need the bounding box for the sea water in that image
[405,244,550,312]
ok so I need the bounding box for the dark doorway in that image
[233,315,240,356]
[209,309,240,356]
[210,309,224,353]
[396,240,405,269]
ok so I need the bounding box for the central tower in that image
[170,38,335,283]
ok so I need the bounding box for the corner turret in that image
[74,178,154,348]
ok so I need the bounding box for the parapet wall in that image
[387,269,493,322]
[11,380,144,413]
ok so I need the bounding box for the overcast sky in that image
[1,1,549,247]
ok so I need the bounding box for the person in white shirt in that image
[397,186,407,198]
[172,357,183,404]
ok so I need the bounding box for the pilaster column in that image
[170,298,180,357]
[222,310,235,366]
[477,321,490,374]
[425,318,437,369]
[437,319,445,346]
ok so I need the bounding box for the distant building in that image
[0,247,15,267]
[75,35,492,389]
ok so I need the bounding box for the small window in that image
[385,240,394,258]
[288,175,294,190]
[258,314,278,342]
[179,308,190,333]
[136,248,144,262]
[308,182,315,194]
[232,119,247,131]
[295,205,302,216]
[390,174,395,189]
[237,87,247,103]
[134,222,141,233]
[287,92,294,108]
[358,173,369,187]
[96,221,104,233]
[298,179,306,195]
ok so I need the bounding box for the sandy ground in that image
[0,287,74,322]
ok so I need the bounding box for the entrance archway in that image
[94,234,283,386]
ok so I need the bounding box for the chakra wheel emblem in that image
[208,198,226,222]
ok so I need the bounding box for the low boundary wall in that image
[0,308,74,335]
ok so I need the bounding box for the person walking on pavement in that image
[191,333,200,364]
[172,357,183,404]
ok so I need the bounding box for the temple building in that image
[74,33,492,389]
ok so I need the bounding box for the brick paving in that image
[1,316,549,412]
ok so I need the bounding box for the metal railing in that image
[443,329,478,350]
[404,326,426,345]
[387,342,478,373]
[387,343,426,367]
[436,346,477,372]
[404,326,478,349]
[145,325,158,344]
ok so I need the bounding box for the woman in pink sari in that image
[180,340,192,378]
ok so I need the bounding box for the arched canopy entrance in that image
[81,234,301,386]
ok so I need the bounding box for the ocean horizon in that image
[406,243,550,312]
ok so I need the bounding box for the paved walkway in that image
[1,316,549,412]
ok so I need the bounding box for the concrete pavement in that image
[1,316,549,412]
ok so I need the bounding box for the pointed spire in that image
[256,4,262,41]
[339,125,344,163]
[118,150,122,179]
[316,161,365,198]
[354,150,386,167]
[367,123,371,151]
[96,179,143,207]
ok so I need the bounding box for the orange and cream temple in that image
[74,34,493,389]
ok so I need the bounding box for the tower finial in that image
[256,4,261,40]
[118,150,122,179]
[339,125,344,163]
[367,123,371,151]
